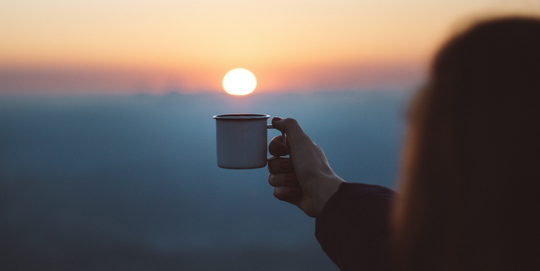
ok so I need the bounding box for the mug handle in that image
[267,124,287,161]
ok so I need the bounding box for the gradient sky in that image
[1,0,538,95]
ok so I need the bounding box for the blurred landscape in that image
[0,90,412,270]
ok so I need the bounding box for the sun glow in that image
[222,68,257,95]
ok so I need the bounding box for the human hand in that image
[267,117,344,217]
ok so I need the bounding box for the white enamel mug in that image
[213,114,286,169]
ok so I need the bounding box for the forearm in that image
[315,182,396,271]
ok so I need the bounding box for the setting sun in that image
[222,68,257,95]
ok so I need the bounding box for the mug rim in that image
[213,113,270,120]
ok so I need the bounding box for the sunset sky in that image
[1,0,538,95]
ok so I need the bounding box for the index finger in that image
[269,135,289,156]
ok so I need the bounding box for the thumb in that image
[271,117,311,146]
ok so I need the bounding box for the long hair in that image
[393,17,540,271]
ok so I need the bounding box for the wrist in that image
[314,175,345,217]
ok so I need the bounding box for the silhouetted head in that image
[394,16,540,271]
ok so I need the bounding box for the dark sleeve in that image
[315,182,396,271]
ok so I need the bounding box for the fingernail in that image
[290,187,301,194]
[280,161,291,168]
[284,175,295,184]
[273,116,283,121]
